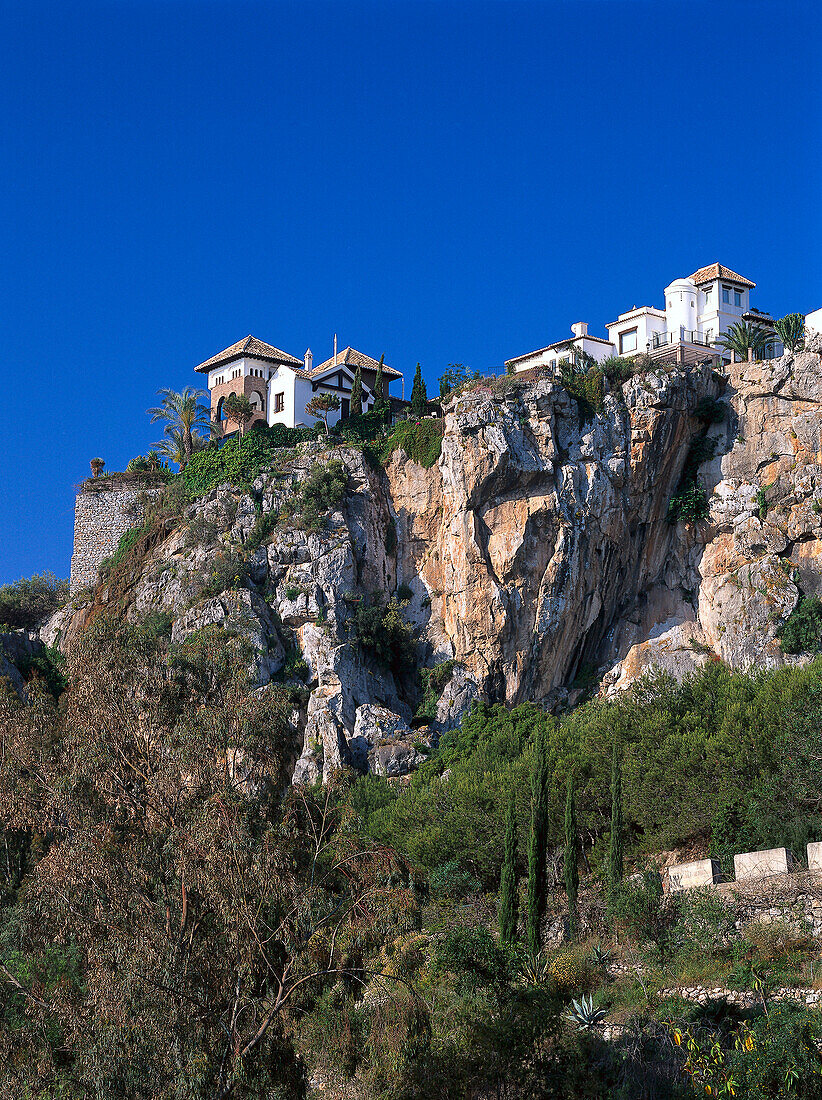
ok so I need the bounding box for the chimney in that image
[304,348,313,371]
[571,322,589,338]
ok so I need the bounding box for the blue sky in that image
[1,0,820,583]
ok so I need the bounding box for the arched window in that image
[216,395,226,422]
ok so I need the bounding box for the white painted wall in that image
[606,308,666,355]
[694,278,750,342]
[805,307,822,334]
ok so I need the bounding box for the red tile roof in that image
[195,335,303,373]
[689,263,755,289]
[313,347,402,379]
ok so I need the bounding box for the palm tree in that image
[154,427,209,470]
[147,388,212,464]
[715,321,770,362]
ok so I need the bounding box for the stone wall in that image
[69,476,165,594]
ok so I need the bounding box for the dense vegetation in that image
[0,572,68,631]
[353,659,822,888]
[6,629,822,1096]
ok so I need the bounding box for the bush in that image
[693,396,726,424]
[0,572,69,631]
[560,364,605,421]
[548,947,596,993]
[378,418,443,468]
[182,423,315,496]
[287,459,349,532]
[415,660,457,723]
[348,596,417,675]
[778,596,822,654]
[98,525,153,578]
[668,435,717,524]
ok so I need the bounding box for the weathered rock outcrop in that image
[43,338,822,781]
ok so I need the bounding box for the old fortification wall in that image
[69,476,164,594]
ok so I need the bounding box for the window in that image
[734,289,742,307]
[619,328,638,354]
[274,393,285,413]
[705,286,712,302]
[722,286,731,304]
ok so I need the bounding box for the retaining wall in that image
[69,476,165,594]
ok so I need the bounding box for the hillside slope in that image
[46,336,822,780]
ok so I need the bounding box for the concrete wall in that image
[70,477,164,594]
[734,847,795,881]
[669,858,721,893]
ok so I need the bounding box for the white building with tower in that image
[506,263,779,376]
[195,335,403,436]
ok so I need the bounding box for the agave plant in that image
[565,994,607,1031]
[715,321,770,362]
[773,312,805,353]
[517,951,552,987]
[591,944,612,968]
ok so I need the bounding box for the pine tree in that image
[564,774,579,940]
[410,362,427,417]
[498,790,519,943]
[372,354,389,420]
[526,729,549,955]
[350,365,363,417]
[608,738,624,906]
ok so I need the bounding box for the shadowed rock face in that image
[41,337,822,780]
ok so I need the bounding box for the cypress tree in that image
[498,789,519,943]
[526,728,549,955]
[410,362,427,417]
[564,774,579,940]
[372,354,389,420]
[608,738,624,905]
[350,365,363,417]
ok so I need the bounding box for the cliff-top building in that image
[195,335,403,436]
[506,263,781,376]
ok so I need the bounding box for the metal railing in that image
[650,330,714,350]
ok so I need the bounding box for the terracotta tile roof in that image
[689,263,755,289]
[313,347,402,379]
[195,335,303,373]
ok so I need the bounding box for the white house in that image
[194,336,402,436]
[506,263,779,376]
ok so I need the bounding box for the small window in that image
[619,328,638,354]
[722,286,731,304]
[274,393,285,413]
[734,289,742,307]
[705,286,712,301]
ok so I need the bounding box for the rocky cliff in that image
[44,337,822,781]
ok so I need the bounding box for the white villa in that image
[506,263,781,376]
[195,336,403,436]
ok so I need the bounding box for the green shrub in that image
[182,423,315,497]
[560,364,605,421]
[668,436,717,524]
[17,643,67,699]
[378,418,443,468]
[348,596,417,675]
[415,660,457,723]
[287,459,349,532]
[397,582,413,602]
[778,596,822,654]
[693,396,726,424]
[600,355,635,385]
[0,572,69,631]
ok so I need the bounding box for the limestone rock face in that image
[46,339,822,780]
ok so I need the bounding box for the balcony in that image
[648,329,720,367]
